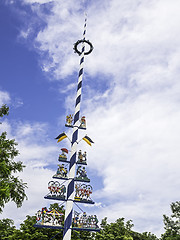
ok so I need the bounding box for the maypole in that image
[34,11,99,240]
[62,14,87,240]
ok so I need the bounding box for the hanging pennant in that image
[82,135,94,146]
[55,132,67,143]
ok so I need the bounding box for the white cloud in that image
[59,82,77,94]
[0,91,23,109]
[84,81,180,236]
[0,90,11,105]
[22,0,180,83]
[24,0,53,4]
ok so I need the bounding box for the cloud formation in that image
[0,90,10,105]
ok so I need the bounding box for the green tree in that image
[161,201,180,240]
[72,229,93,240]
[0,104,27,212]
[95,217,134,240]
[0,104,9,118]
[95,217,159,240]
[140,232,159,240]
[0,218,17,240]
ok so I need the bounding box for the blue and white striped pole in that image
[63,15,87,240]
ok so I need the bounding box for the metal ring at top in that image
[73,39,94,55]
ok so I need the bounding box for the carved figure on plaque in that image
[36,207,64,226]
[54,164,68,178]
[83,151,87,161]
[73,211,80,226]
[86,185,93,200]
[79,116,86,128]
[75,183,93,202]
[59,148,68,161]
[73,211,99,229]
[47,181,66,199]
[66,114,73,126]
[76,166,90,182]
[78,150,83,162]
[77,150,87,164]
[48,181,56,196]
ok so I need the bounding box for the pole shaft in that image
[63,16,87,240]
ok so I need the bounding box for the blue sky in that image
[1,0,180,237]
[0,1,66,125]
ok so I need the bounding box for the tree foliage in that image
[0,218,17,240]
[95,217,134,240]
[140,232,159,240]
[94,217,159,240]
[0,104,27,212]
[0,104,9,118]
[161,201,180,240]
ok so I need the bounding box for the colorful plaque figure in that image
[53,164,68,179]
[77,150,87,164]
[79,116,86,129]
[65,114,73,127]
[59,148,68,161]
[73,211,99,229]
[74,183,94,203]
[45,181,66,200]
[75,166,90,182]
[36,207,64,227]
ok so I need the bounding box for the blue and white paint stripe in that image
[63,15,87,240]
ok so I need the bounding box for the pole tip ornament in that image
[73,39,94,55]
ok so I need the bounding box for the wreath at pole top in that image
[73,39,94,55]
